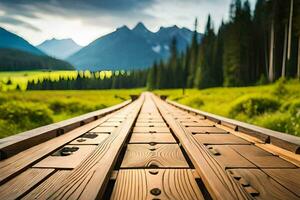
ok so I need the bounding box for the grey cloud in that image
[0,16,41,31]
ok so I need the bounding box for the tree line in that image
[147,0,300,90]
[25,70,147,90]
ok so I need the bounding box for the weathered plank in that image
[129,133,176,144]
[0,113,112,184]
[121,144,189,168]
[228,169,299,199]
[111,169,204,200]
[33,145,96,169]
[38,97,144,200]
[0,168,54,200]
[22,170,70,200]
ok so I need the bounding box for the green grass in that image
[0,89,143,138]
[155,79,300,136]
[0,70,114,91]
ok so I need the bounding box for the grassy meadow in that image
[0,89,143,138]
[0,70,299,139]
[155,79,300,137]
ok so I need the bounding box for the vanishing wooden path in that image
[0,92,299,200]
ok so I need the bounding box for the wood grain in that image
[0,168,54,200]
[133,127,170,133]
[262,168,300,197]
[38,97,144,200]
[129,133,176,144]
[89,126,116,133]
[228,169,299,200]
[33,145,96,169]
[187,126,228,134]
[121,144,189,168]
[206,145,256,169]
[153,95,249,199]
[111,169,204,200]
[229,145,296,168]
[0,112,113,184]
[194,134,250,145]
[22,170,70,200]
[135,122,167,127]
[70,133,109,145]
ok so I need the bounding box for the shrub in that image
[0,101,53,132]
[180,96,204,108]
[256,113,297,136]
[229,95,280,117]
[49,100,106,115]
[272,78,288,97]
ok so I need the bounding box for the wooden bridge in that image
[0,92,299,200]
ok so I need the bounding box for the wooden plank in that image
[23,170,70,200]
[33,145,96,169]
[133,127,170,133]
[262,169,300,197]
[194,134,250,145]
[256,143,300,167]
[182,120,214,127]
[228,169,299,200]
[121,144,189,168]
[135,122,167,127]
[100,121,121,127]
[0,168,54,200]
[206,145,256,169]
[136,119,165,123]
[0,100,131,160]
[70,133,109,145]
[129,133,176,144]
[153,95,250,199]
[111,169,204,200]
[230,145,297,168]
[34,97,144,200]
[187,126,228,134]
[0,113,112,185]
[89,126,116,133]
[167,100,300,153]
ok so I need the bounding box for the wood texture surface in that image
[40,97,144,200]
[129,133,176,144]
[33,145,96,169]
[228,169,299,200]
[111,169,204,200]
[0,168,54,200]
[121,144,189,168]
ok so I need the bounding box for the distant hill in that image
[37,38,82,59]
[0,27,44,56]
[67,23,202,70]
[0,48,74,71]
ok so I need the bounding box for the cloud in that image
[0,16,41,32]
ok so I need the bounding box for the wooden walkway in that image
[0,92,299,200]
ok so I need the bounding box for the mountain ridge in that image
[37,38,82,59]
[67,22,202,70]
[0,27,44,56]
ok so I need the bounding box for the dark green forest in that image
[147,0,300,90]
[0,48,74,71]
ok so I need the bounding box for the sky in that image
[0,0,257,46]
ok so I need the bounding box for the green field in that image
[0,70,114,91]
[155,79,300,137]
[0,89,143,138]
[0,77,299,139]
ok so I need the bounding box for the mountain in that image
[37,38,82,59]
[0,48,74,71]
[68,23,202,70]
[0,27,44,55]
